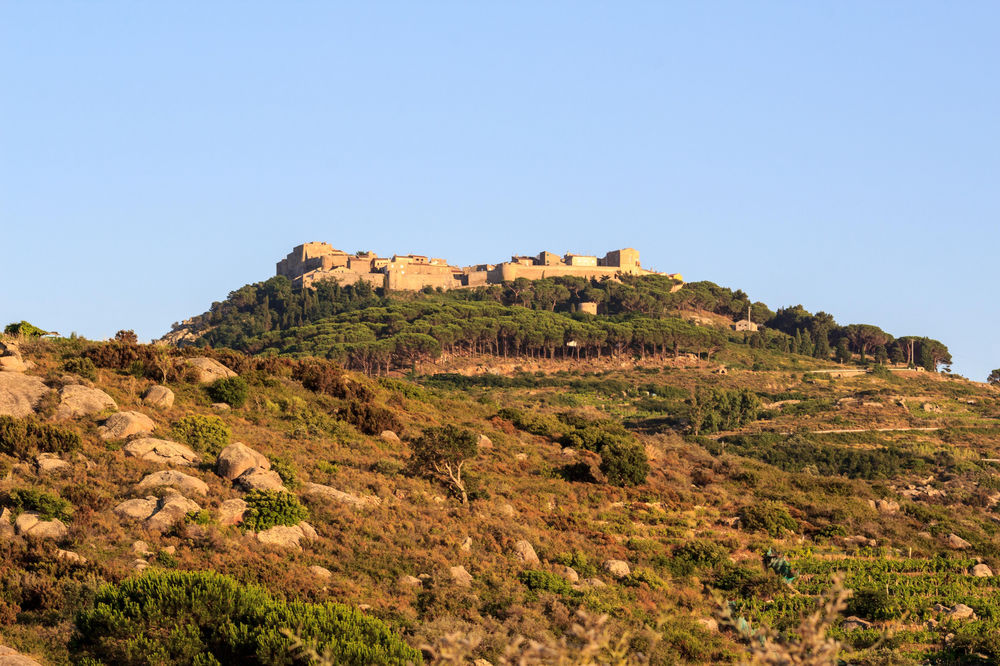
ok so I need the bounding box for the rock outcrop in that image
[602,559,631,579]
[449,565,473,586]
[136,470,209,496]
[0,645,43,666]
[35,453,71,475]
[218,498,248,525]
[98,411,155,440]
[0,372,49,417]
[216,443,269,481]
[302,482,381,509]
[124,438,199,466]
[53,384,117,420]
[141,385,175,409]
[183,357,237,384]
[114,492,200,531]
[256,522,317,550]
[234,467,285,492]
[511,539,540,565]
[14,512,68,540]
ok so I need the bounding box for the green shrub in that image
[667,540,728,576]
[0,416,81,458]
[206,376,248,408]
[738,502,798,537]
[171,415,231,456]
[184,510,213,526]
[72,570,421,665]
[62,357,98,381]
[518,570,576,596]
[242,490,308,532]
[4,321,48,337]
[340,400,399,436]
[268,456,298,488]
[847,589,894,621]
[372,459,403,477]
[7,488,73,522]
[551,550,598,577]
[599,441,649,487]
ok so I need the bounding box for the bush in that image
[669,540,728,575]
[518,570,576,596]
[7,488,73,522]
[4,321,47,337]
[171,415,230,456]
[847,589,894,621]
[340,400,399,436]
[0,416,81,458]
[409,425,479,503]
[242,490,308,532]
[72,570,421,665]
[293,362,372,401]
[739,502,798,537]
[599,441,649,486]
[62,357,98,381]
[268,456,298,488]
[206,376,248,408]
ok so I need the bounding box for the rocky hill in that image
[0,328,999,664]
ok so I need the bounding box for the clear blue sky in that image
[2,2,997,380]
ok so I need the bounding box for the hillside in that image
[0,325,999,664]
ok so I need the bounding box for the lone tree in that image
[410,425,478,504]
[988,369,1000,386]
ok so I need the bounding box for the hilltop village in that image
[276,241,682,291]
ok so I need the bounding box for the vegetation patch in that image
[206,376,249,408]
[0,416,81,458]
[72,570,421,665]
[242,490,308,531]
[171,415,231,456]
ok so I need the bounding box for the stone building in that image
[276,242,682,292]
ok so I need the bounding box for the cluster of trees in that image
[170,274,951,373]
[233,301,729,374]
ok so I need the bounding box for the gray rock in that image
[35,453,71,475]
[0,371,49,417]
[144,492,201,531]
[875,499,900,514]
[602,559,631,579]
[216,443,270,481]
[972,563,994,577]
[309,565,333,580]
[124,438,200,466]
[234,467,285,492]
[142,385,174,409]
[137,470,209,496]
[218,498,248,525]
[512,539,540,565]
[53,384,117,420]
[842,616,873,631]
[949,603,977,620]
[302,482,381,509]
[211,402,231,411]
[380,430,401,443]
[947,533,972,550]
[0,644,43,666]
[449,565,473,586]
[56,549,86,564]
[256,522,317,550]
[0,356,26,373]
[99,411,155,440]
[183,357,237,383]
[399,574,422,588]
[14,511,68,540]
[562,566,579,583]
[477,434,493,449]
[114,497,160,521]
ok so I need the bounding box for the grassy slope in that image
[2,336,1000,664]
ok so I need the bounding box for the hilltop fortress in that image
[276,242,681,291]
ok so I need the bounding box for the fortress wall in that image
[493,264,628,282]
[386,269,460,291]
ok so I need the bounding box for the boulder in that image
[949,603,977,620]
[497,502,517,518]
[449,565,473,587]
[972,563,993,577]
[99,411,155,440]
[302,482,381,509]
[0,509,13,538]
[183,357,237,383]
[309,565,333,580]
[256,522,317,550]
[131,540,153,556]
[234,467,285,492]
[14,512,68,540]
[602,559,631,579]
[0,372,49,417]
[581,578,607,589]
[211,403,231,412]
[137,470,209,496]
[875,499,900,514]
[35,453,71,475]
[114,497,160,521]
[562,566,579,583]
[0,356,26,373]
[697,618,719,632]
[460,537,473,552]
[380,430,401,444]
[511,539,540,565]
[477,434,493,449]
[142,385,174,409]
[0,645,43,666]
[216,443,270,481]
[218,498,248,525]
[115,493,200,530]
[398,574,422,588]
[124,438,200,466]
[53,384,117,420]
[947,533,972,550]
[56,549,86,564]
[842,616,873,631]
